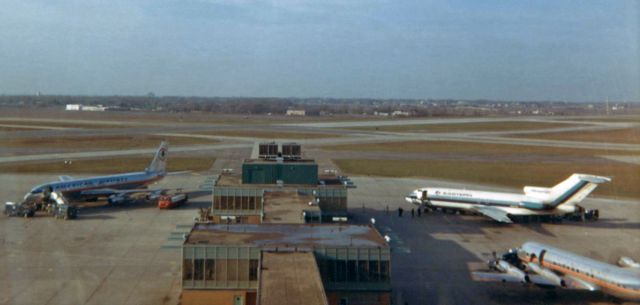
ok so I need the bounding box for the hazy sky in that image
[0,0,638,101]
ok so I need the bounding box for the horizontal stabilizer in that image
[165,170,192,176]
[472,206,513,223]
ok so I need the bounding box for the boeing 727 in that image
[473,241,640,301]
[24,141,171,204]
[405,174,611,223]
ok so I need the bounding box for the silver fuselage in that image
[519,242,640,300]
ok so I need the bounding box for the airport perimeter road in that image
[349,176,640,305]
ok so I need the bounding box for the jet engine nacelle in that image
[527,262,566,287]
[107,194,127,205]
[496,260,529,283]
[618,257,640,268]
[523,186,551,200]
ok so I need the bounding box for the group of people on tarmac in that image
[394,206,429,217]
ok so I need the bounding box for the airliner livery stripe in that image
[428,195,520,208]
[51,175,162,194]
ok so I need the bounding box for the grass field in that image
[345,121,579,133]
[0,106,397,126]
[515,128,640,144]
[560,115,640,123]
[0,119,135,129]
[0,156,215,174]
[195,130,339,139]
[323,140,640,156]
[333,159,640,199]
[0,126,34,132]
[0,135,219,151]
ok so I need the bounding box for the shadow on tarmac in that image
[350,207,629,305]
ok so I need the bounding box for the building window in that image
[380,261,390,281]
[249,259,259,281]
[183,259,193,281]
[336,260,347,282]
[205,259,215,280]
[249,197,256,210]
[369,260,379,281]
[228,259,238,281]
[347,260,357,282]
[327,260,336,282]
[194,259,204,280]
[340,298,348,305]
[358,260,369,282]
[216,259,227,282]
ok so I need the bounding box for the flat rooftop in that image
[244,158,316,164]
[259,252,328,305]
[215,172,345,189]
[185,223,387,248]
[263,190,319,224]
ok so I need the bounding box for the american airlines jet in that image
[473,241,640,301]
[405,174,610,223]
[24,141,170,204]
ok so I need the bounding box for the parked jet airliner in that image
[405,174,610,223]
[25,141,170,204]
[474,241,640,301]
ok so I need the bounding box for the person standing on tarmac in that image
[411,208,415,217]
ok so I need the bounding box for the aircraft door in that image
[539,250,547,266]
[422,191,428,202]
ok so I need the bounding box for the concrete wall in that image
[210,215,262,224]
[182,290,257,305]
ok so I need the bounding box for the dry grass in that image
[515,128,640,144]
[333,159,640,199]
[346,121,579,133]
[0,156,215,174]
[0,106,397,126]
[0,126,33,132]
[560,115,640,123]
[0,119,133,129]
[0,135,218,151]
[323,140,640,156]
[195,130,339,139]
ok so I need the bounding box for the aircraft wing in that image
[165,170,191,176]
[59,175,74,181]
[471,206,513,223]
[472,272,523,283]
[528,275,559,287]
[563,275,600,291]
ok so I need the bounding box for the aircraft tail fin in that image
[146,141,168,174]
[546,174,610,207]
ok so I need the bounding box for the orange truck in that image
[158,193,188,209]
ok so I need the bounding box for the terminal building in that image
[208,143,351,224]
[181,143,389,305]
[181,223,391,305]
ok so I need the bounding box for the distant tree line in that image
[0,95,636,117]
